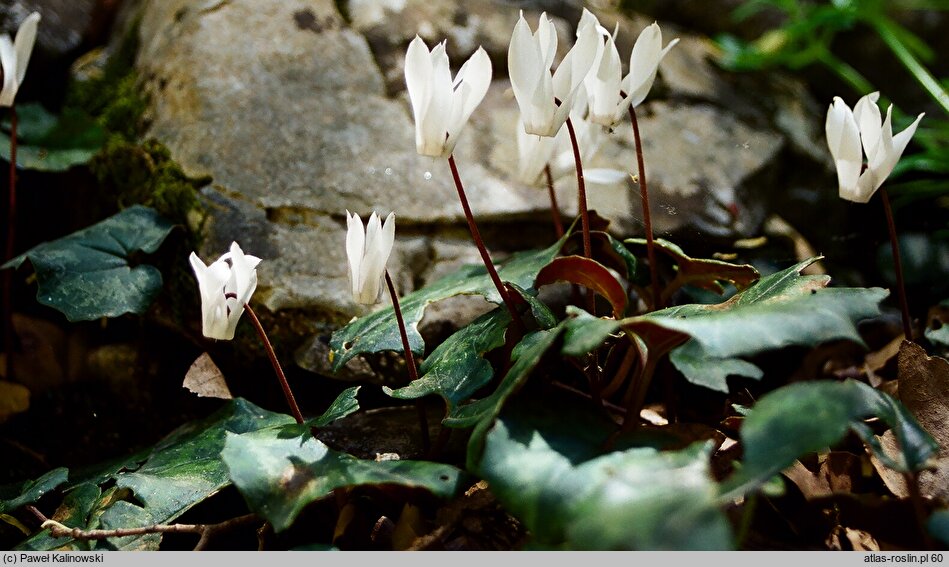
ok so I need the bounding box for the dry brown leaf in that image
[782,459,833,500]
[0,381,30,424]
[819,452,862,494]
[864,335,904,386]
[870,341,949,503]
[182,353,232,399]
[763,215,826,275]
[827,525,880,551]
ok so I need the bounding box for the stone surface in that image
[118,0,832,377]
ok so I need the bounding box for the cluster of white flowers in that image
[186,8,925,341]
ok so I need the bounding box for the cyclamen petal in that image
[346,211,396,305]
[825,92,924,203]
[510,10,602,138]
[404,36,492,158]
[825,97,863,203]
[190,242,261,340]
[0,12,40,107]
[626,23,679,109]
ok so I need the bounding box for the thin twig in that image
[243,303,305,424]
[628,105,662,311]
[447,154,524,332]
[879,188,913,340]
[27,505,260,551]
[385,269,429,454]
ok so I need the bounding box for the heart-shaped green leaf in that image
[3,205,175,321]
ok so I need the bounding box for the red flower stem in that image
[628,105,662,310]
[564,117,596,317]
[243,303,304,424]
[564,118,592,260]
[385,269,429,453]
[880,188,913,340]
[447,154,524,332]
[543,164,564,239]
[3,106,17,381]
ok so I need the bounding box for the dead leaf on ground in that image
[0,380,31,423]
[826,525,880,551]
[869,341,949,503]
[863,335,904,386]
[764,215,826,275]
[183,352,232,399]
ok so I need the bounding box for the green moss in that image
[89,137,209,231]
[61,17,211,326]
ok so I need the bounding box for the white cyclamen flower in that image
[0,11,40,107]
[586,21,678,128]
[189,242,261,341]
[346,210,396,305]
[517,86,624,186]
[624,23,678,110]
[825,92,924,203]
[508,9,603,137]
[404,36,492,158]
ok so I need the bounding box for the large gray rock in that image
[118,0,831,377]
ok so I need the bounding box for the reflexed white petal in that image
[346,211,396,305]
[536,12,558,70]
[626,24,678,108]
[853,92,882,161]
[445,47,492,156]
[190,250,239,340]
[405,36,434,155]
[13,12,39,86]
[585,167,629,185]
[890,112,925,163]
[345,210,365,300]
[586,34,625,126]
[0,37,16,107]
[825,98,864,202]
[417,42,452,157]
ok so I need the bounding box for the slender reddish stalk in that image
[243,303,304,424]
[880,187,913,340]
[3,106,17,381]
[385,269,429,453]
[628,105,663,310]
[543,164,564,239]
[447,154,524,331]
[564,117,592,261]
[564,117,596,317]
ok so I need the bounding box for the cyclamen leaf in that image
[329,236,566,371]
[626,259,886,391]
[625,237,759,303]
[384,308,510,411]
[476,396,732,550]
[222,427,466,532]
[0,467,69,514]
[720,380,938,501]
[2,205,175,321]
[1,103,106,172]
[105,398,293,548]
